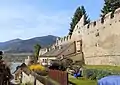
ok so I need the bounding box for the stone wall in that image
[40,7,120,66]
[72,7,120,65]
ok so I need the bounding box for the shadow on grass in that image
[68,81,76,85]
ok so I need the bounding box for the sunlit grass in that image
[69,75,97,85]
[84,65,120,71]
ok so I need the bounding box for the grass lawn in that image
[84,65,120,71]
[68,65,120,85]
[69,76,97,85]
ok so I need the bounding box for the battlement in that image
[40,7,120,57]
[55,7,120,46]
[72,7,120,37]
[55,35,72,45]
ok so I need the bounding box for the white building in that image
[38,57,56,66]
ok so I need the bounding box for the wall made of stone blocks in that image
[85,55,120,66]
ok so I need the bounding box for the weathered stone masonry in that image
[55,7,120,66]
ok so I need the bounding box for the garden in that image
[68,65,120,85]
[22,57,120,85]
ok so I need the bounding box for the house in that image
[38,41,84,66]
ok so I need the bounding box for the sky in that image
[0,0,104,42]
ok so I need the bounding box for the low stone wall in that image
[85,55,120,66]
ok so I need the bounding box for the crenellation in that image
[71,7,120,39]
[43,7,120,66]
[66,35,69,40]
[64,36,66,41]
[114,7,120,14]
[104,12,112,19]
[89,21,96,28]
[54,35,73,46]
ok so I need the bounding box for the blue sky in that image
[0,0,104,42]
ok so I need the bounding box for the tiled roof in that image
[22,67,31,75]
[41,42,76,57]
[14,68,22,75]
[14,63,31,75]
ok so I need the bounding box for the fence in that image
[48,70,68,85]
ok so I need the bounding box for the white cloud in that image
[0,2,72,41]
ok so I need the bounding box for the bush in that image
[29,64,45,71]
[83,69,120,80]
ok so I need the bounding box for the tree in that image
[101,0,120,16]
[81,6,90,25]
[34,44,41,63]
[0,51,3,60]
[69,6,90,35]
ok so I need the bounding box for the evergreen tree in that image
[69,6,90,35]
[101,0,120,16]
[34,44,41,63]
[81,6,90,25]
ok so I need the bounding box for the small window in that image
[77,25,78,28]
[96,32,99,37]
[80,44,82,46]
[77,50,81,52]
[110,24,112,25]
[95,43,97,47]
[115,21,117,23]
[119,20,120,22]
[78,31,80,33]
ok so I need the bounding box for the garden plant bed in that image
[69,75,97,85]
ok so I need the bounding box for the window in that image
[77,50,81,52]
[45,59,47,63]
[95,32,99,37]
[77,25,78,28]
[43,59,45,62]
[78,31,80,33]
[95,43,97,47]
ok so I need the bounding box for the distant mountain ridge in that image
[0,35,57,53]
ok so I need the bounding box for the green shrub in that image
[83,69,120,80]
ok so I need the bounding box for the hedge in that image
[83,68,120,80]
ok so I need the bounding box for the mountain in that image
[0,35,57,53]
